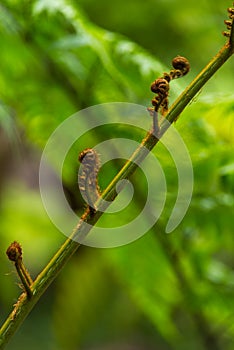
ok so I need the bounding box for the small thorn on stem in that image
[6,241,33,298]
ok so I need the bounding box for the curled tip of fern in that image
[149,55,190,120]
[6,241,22,262]
[171,56,190,76]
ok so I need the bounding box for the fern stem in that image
[0,39,233,350]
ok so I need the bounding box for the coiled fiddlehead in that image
[170,56,190,79]
[78,148,101,213]
[6,242,33,298]
[150,78,170,116]
[148,56,190,133]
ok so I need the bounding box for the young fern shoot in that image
[6,242,33,299]
[147,56,190,135]
[78,148,101,214]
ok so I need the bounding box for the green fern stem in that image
[0,27,233,350]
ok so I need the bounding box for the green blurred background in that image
[0,0,234,349]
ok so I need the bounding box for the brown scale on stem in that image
[223,6,234,37]
[228,6,234,18]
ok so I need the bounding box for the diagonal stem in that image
[0,33,233,350]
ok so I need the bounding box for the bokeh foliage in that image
[0,0,233,349]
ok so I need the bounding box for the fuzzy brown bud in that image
[151,78,169,94]
[172,56,190,76]
[6,241,22,262]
